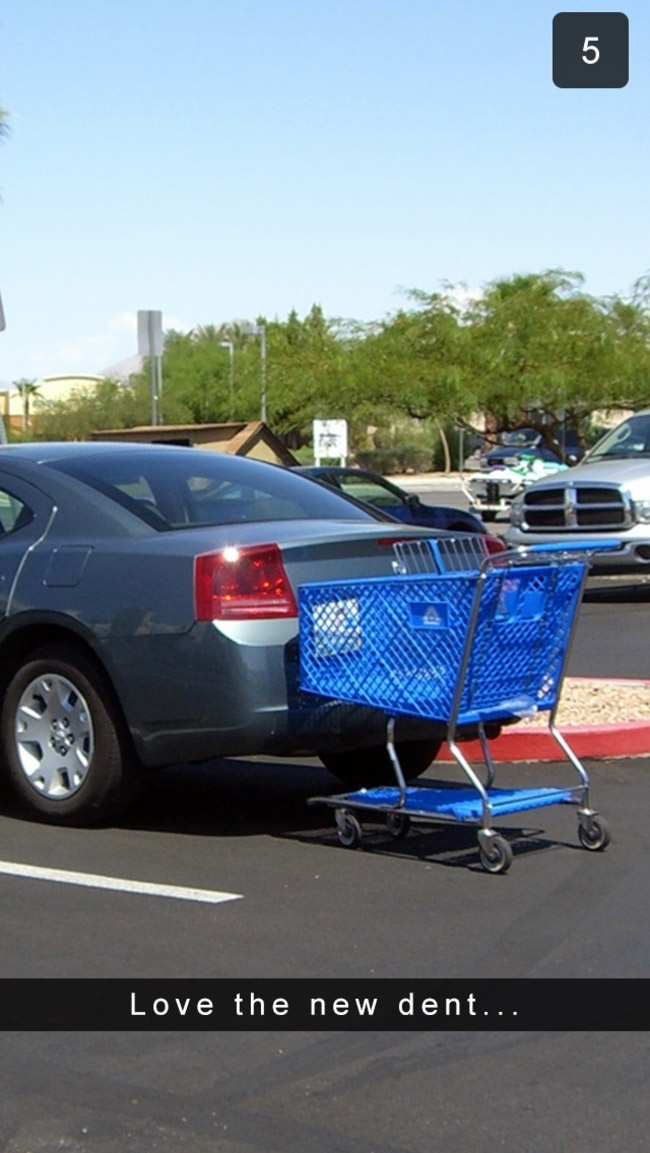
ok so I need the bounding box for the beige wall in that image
[8,375,103,426]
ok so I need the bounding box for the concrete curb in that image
[437,677,650,763]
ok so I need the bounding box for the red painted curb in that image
[436,677,650,762]
[439,720,650,763]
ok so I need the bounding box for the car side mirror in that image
[566,453,578,465]
[406,494,421,509]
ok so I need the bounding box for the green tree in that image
[156,326,235,424]
[458,270,650,446]
[34,378,152,441]
[347,294,469,422]
[261,306,352,437]
[13,378,40,434]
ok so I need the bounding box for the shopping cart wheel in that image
[478,834,513,875]
[385,812,411,839]
[335,810,362,849]
[577,816,610,852]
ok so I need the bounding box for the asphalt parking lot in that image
[0,749,646,980]
[0,745,648,1152]
[0,497,647,1152]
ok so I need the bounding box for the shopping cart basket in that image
[299,541,614,874]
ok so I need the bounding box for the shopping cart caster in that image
[477,832,513,875]
[577,813,610,852]
[385,812,411,839]
[335,809,362,849]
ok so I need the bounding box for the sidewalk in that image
[390,471,467,492]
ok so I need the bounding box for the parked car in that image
[0,442,496,825]
[505,409,650,573]
[293,465,491,535]
[480,428,552,469]
[474,426,584,471]
[464,452,568,521]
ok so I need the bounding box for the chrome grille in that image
[521,484,631,531]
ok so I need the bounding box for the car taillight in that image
[195,544,298,620]
[485,534,508,555]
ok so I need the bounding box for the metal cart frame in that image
[299,542,613,874]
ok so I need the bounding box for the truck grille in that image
[521,484,632,531]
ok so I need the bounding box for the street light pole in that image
[219,341,235,420]
[241,322,267,423]
[258,324,267,423]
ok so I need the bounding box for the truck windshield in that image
[586,413,650,461]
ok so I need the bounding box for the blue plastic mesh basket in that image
[298,561,585,725]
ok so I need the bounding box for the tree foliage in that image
[25,271,650,460]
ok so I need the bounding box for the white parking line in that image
[0,860,243,905]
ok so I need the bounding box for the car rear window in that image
[50,449,379,530]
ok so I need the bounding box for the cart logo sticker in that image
[313,598,362,657]
[409,601,449,629]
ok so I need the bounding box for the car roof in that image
[0,441,197,463]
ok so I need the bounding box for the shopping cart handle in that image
[523,539,620,554]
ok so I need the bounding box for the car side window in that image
[339,477,403,510]
[0,488,33,536]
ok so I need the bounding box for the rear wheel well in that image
[0,625,135,753]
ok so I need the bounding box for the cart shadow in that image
[292,817,574,871]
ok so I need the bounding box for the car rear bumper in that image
[101,622,444,768]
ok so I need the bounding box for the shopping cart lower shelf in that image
[299,542,613,874]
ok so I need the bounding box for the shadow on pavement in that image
[119,755,343,837]
[118,755,582,871]
[584,580,650,603]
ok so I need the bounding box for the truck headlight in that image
[510,497,525,527]
[634,500,650,524]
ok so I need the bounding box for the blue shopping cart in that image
[299,541,614,874]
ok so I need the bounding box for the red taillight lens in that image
[195,544,298,620]
[485,534,507,555]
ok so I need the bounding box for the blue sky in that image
[0,0,647,384]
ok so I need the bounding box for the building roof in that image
[90,421,298,466]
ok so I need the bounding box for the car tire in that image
[1,644,141,826]
[319,738,442,788]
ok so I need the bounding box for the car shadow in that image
[584,581,650,603]
[119,755,345,837]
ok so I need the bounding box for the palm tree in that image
[13,378,40,433]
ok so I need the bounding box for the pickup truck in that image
[505,409,650,573]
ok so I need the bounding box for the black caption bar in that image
[0,980,647,1031]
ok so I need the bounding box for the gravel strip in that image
[522,678,650,727]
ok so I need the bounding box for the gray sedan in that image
[0,442,460,825]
